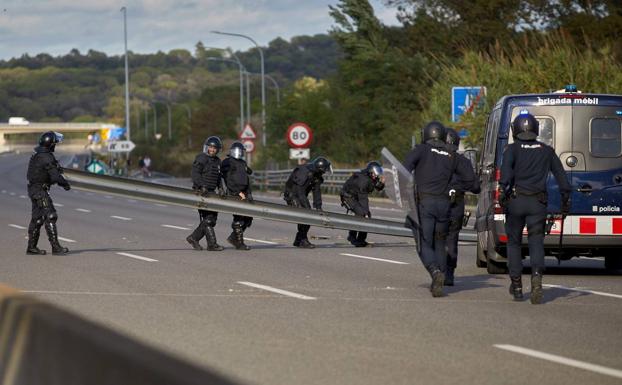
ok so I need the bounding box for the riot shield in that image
[381,147,422,252]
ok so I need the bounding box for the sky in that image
[0,1,400,60]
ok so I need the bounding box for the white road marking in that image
[58,237,76,243]
[543,284,622,300]
[111,215,132,221]
[75,208,91,213]
[116,252,157,262]
[8,224,27,230]
[339,253,409,265]
[1,190,6,193]
[161,224,191,231]
[244,237,279,245]
[19,195,26,199]
[55,203,64,207]
[237,281,316,300]
[494,344,622,380]
[104,195,113,199]
[155,203,168,207]
[127,199,137,203]
[9,192,15,196]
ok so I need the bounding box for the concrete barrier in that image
[0,284,241,385]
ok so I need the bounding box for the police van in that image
[475,85,622,273]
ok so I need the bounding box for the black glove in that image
[561,193,570,215]
[62,183,71,191]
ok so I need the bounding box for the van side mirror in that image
[463,149,478,173]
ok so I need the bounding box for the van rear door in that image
[570,104,622,236]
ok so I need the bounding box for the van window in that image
[590,118,622,157]
[536,117,554,146]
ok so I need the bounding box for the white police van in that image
[475,85,622,273]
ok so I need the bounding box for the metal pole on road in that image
[121,6,131,141]
[211,31,266,146]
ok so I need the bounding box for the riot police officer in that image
[445,128,480,285]
[283,157,332,248]
[186,136,225,251]
[26,131,71,255]
[500,112,571,304]
[403,121,476,297]
[340,161,385,247]
[221,142,253,250]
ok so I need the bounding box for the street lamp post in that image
[120,7,131,141]
[211,31,266,146]
[207,57,245,131]
[172,103,192,147]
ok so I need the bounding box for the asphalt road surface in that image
[1,151,621,385]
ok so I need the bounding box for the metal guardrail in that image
[251,169,362,194]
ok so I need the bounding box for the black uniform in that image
[26,146,71,255]
[403,141,476,295]
[341,171,385,246]
[500,139,570,302]
[221,156,253,250]
[284,164,324,248]
[446,153,480,284]
[187,152,223,250]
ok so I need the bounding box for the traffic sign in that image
[107,140,136,153]
[286,122,313,148]
[451,86,487,122]
[289,148,310,160]
[242,140,255,153]
[86,160,106,174]
[239,124,257,140]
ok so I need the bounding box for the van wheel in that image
[476,233,487,268]
[605,255,622,271]
[486,234,508,274]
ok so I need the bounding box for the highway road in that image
[1,151,621,385]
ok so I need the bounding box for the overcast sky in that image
[0,1,399,60]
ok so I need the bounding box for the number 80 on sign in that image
[286,122,313,148]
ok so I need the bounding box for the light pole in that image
[211,31,266,146]
[249,73,280,107]
[120,7,130,141]
[172,103,192,147]
[207,57,245,131]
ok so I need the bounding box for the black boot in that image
[186,235,203,251]
[45,222,68,255]
[354,231,368,247]
[445,267,455,286]
[530,269,544,304]
[228,225,250,250]
[297,238,315,249]
[509,276,523,301]
[205,226,224,251]
[347,231,357,245]
[430,269,445,297]
[26,223,46,255]
[293,232,303,247]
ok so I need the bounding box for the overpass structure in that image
[0,122,119,148]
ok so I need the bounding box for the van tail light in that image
[492,168,504,214]
[494,168,501,181]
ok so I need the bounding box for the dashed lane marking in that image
[58,237,76,243]
[55,203,64,207]
[494,344,622,380]
[9,192,15,196]
[19,195,26,199]
[339,253,409,265]
[127,199,137,203]
[244,237,279,245]
[75,208,91,213]
[543,284,622,300]
[116,252,157,262]
[104,195,114,199]
[237,281,316,300]
[8,224,27,230]
[111,215,132,221]
[155,203,168,207]
[161,224,191,231]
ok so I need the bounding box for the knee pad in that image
[47,212,58,223]
[232,221,244,230]
[205,217,217,227]
[35,217,45,226]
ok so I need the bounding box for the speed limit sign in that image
[242,140,255,153]
[286,122,313,148]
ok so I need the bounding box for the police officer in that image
[444,128,480,285]
[403,121,477,297]
[500,112,571,304]
[26,131,71,255]
[221,142,253,251]
[186,136,225,251]
[283,157,332,248]
[340,161,385,247]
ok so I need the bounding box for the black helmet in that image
[39,131,64,150]
[445,128,460,152]
[365,161,383,179]
[311,156,332,174]
[229,141,245,160]
[203,136,222,154]
[512,112,539,141]
[422,121,447,144]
